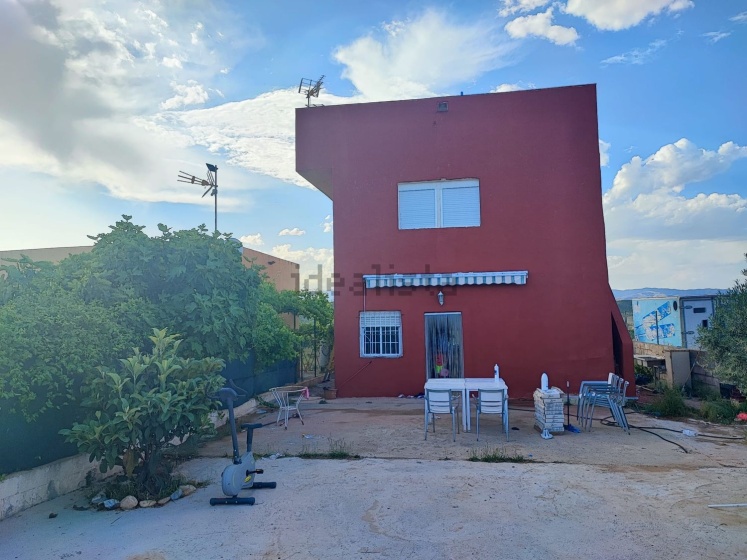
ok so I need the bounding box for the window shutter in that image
[399,188,436,230]
[360,311,402,328]
[441,186,480,228]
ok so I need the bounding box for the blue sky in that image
[1,0,745,290]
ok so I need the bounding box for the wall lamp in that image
[437,291,444,306]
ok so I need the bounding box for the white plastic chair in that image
[424,388,460,441]
[271,386,307,429]
[475,388,509,441]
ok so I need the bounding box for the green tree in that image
[60,329,224,497]
[271,288,334,375]
[0,255,54,305]
[1,216,300,421]
[698,254,747,394]
[0,274,144,421]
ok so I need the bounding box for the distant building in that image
[616,300,634,336]
[632,296,716,350]
[0,245,299,292]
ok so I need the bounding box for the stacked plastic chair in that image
[577,373,630,433]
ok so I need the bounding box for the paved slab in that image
[1,397,745,559]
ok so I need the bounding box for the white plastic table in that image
[425,378,509,432]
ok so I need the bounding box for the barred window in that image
[360,311,403,358]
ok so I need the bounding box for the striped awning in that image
[362,271,528,289]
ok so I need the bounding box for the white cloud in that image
[492,83,521,93]
[702,31,731,43]
[730,11,747,23]
[607,240,747,289]
[0,1,262,206]
[279,227,306,236]
[604,139,747,206]
[498,0,551,17]
[322,215,333,233]
[160,81,209,110]
[270,244,334,291]
[599,139,611,167]
[161,11,522,187]
[564,0,694,31]
[0,4,523,205]
[161,55,183,68]
[601,39,667,65]
[491,81,536,93]
[240,233,264,247]
[603,139,747,288]
[505,8,579,46]
[191,22,204,46]
[157,89,321,188]
[333,9,517,100]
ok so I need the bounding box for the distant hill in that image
[613,288,724,300]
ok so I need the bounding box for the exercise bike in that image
[209,387,277,506]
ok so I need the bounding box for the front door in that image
[425,313,464,379]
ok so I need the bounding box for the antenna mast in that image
[177,163,219,232]
[298,75,324,107]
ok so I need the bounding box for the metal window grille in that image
[360,311,402,357]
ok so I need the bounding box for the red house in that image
[296,84,633,399]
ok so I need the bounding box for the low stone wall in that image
[632,341,680,358]
[0,454,106,521]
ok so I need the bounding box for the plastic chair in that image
[577,375,630,433]
[611,377,630,434]
[475,388,509,441]
[424,388,460,441]
[271,386,307,429]
[577,381,611,423]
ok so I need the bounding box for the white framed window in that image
[398,179,480,230]
[360,311,403,358]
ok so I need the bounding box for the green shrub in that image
[0,282,146,421]
[700,399,738,424]
[645,387,689,418]
[60,329,224,498]
[692,382,722,401]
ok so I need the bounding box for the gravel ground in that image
[1,396,745,560]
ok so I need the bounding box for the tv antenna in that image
[178,163,219,232]
[298,75,324,107]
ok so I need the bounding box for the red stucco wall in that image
[297,84,633,398]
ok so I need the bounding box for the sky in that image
[0,0,745,290]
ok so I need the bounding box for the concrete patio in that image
[1,397,745,559]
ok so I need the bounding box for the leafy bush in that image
[0,280,145,421]
[645,387,690,418]
[698,254,747,395]
[1,216,305,422]
[700,399,739,424]
[60,329,224,498]
[692,382,722,401]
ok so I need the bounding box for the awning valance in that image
[362,271,528,289]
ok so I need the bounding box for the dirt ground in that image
[1,394,746,560]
